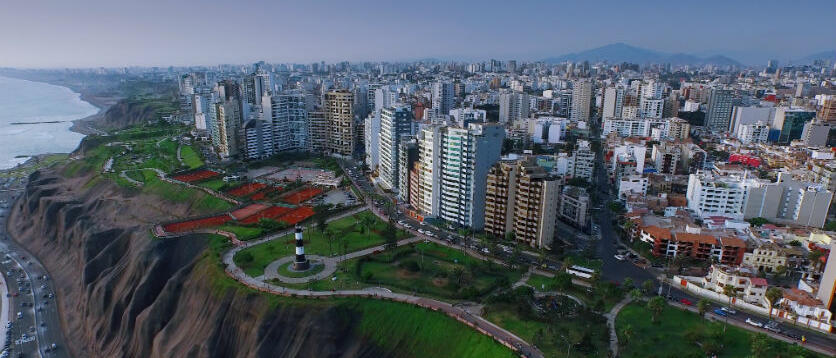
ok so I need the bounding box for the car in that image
[720,307,736,315]
[680,298,693,306]
[713,308,727,316]
[784,332,801,340]
[746,318,764,328]
[614,254,626,261]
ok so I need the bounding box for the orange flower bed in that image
[172,170,220,183]
[226,182,268,197]
[238,206,293,225]
[281,187,323,204]
[275,206,315,225]
[163,215,231,233]
[229,203,270,221]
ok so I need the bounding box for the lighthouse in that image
[293,225,310,270]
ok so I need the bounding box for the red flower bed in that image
[226,182,268,197]
[275,206,315,225]
[163,214,231,233]
[172,170,220,183]
[239,206,293,225]
[281,187,324,204]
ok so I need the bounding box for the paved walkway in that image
[512,268,533,288]
[0,260,9,349]
[604,297,632,357]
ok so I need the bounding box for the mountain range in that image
[543,43,742,66]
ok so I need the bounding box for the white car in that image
[425,232,435,238]
[746,318,763,328]
[417,229,426,235]
[614,254,626,261]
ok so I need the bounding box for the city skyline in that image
[0,0,834,68]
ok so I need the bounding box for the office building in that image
[773,107,816,144]
[743,173,833,228]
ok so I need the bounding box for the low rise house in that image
[702,265,768,305]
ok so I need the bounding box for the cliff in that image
[5,170,396,358]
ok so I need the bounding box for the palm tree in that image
[623,277,635,290]
[629,288,643,301]
[722,285,737,309]
[765,287,783,319]
[621,324,634,346]
[697,299,710,318]
[325,228,336,256]
[647,296,666,323]
[642,280,654,295]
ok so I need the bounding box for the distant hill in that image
[794,50,836,64]
[543,43,743,67]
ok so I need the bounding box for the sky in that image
[0,0,833,68]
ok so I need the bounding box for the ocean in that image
[0,76,99,169]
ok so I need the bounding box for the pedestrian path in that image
[604,297,632,357]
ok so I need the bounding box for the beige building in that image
[309,110,328,152]
[324,89,355,156]
[484,158,560,248]
[742,243,787,273]
[665,117,690,141]
[702,265,768,305]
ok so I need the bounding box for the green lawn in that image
[180,145,204,169]
[234,211,405,276]
[484,300,609,358]
[216,225,264,241]
[527,273,557,291]
[616,302,826,358]
[355,242,522,300]
[198,178,230,191]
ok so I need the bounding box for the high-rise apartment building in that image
[567,140,595,181]
[602,86,625,119]
[309,111,328,152]
[818,95,836,122]
[438,123,505,229]
[705,88,734,132]
[511,161,560,248]
[397,137,419,203]
[325,89,355,157]
[432,81,454,116]
[364,111,381,171]
[271,93,312,151]
[499,92,530,123]
[485,161,518,239]
[559,186,589,229]
[378,106,414,192]
[417,126,443,216]
[570,79,593,122]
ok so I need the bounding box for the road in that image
[0,189,70,358]
[586,125,836,355]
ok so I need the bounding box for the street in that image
[0,188,70,358]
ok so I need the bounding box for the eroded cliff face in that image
[6,170,391,358]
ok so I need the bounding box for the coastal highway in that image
[0,191,70,358]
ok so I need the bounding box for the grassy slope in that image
[179,145,203,169]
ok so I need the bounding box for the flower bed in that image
[163,214,231,233]
[229,203,270,221]
[226,182,268,197]
[275,206,315,225]
[249,186,282,201]
[171,170,220,183]
[238,206,294,225]
[281,187,323,204]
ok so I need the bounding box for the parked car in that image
[614,254,626,261]
[713,308,727,317]
[746,318,764,328]
[680,298,693,306]
[720,307,736,315]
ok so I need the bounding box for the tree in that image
[324,228,336,256]
[629,288,643,301]
[808,250,825,272]
[383,220,398,249]
[723,284,737,308]
[746,217,770,227]
[621,324,634,345]
[554,272,573,291]
[316,214,328,234]
[237,251,254,265]
[623,277,635,290]
[749,333,770,358]
[773,265,787,278]
[642,280,654,295]
[647,296,666,323]
[697,299,710,318]
[765,287,783,319]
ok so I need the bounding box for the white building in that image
[686,171,747,219]
[568,140,595,181]
[602,118,665,137]
[602,86,625,119]
[619,175,648,200]
[731,106,776,138]
[449,108,487,126]
[529,117,567,144]
[736,121,770,144]
[438,123,505,229]
[432,81,455,117]
[364,112,381,171]
[743,173,833,228]
[417,125,443,216]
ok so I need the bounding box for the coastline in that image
[69,90,119,136]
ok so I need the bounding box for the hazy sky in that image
[1,0,833,68]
